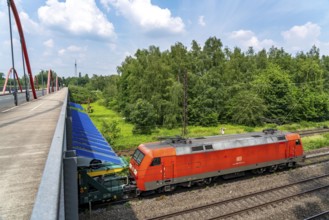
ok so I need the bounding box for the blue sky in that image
[1,0,329,78]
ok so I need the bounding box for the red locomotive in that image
[129,129,304,193]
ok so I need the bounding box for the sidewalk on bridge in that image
[0,88,68,219]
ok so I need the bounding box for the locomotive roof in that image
[143,131,292,156]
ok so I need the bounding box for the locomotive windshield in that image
[132,149,145,165]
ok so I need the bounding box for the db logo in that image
[236,156,242,162]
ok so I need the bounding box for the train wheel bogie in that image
[252,167,266,175]
[278,164,286,170]
[204,178,212,185]
[164,185,176,192]
[287,162,296,168]
[268,165,278,173]
[222,172,245,179]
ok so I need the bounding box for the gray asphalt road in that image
[0,90,44,111]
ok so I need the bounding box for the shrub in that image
[101,120,121,145]
[244,127,255,132]
[69,85,97,103]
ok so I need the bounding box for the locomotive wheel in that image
[278,164,286,170]
[287,162,296,168]
[157,187,164,193]
[268,165,278,173]
[253,167,266,174]
[204,178,212,185]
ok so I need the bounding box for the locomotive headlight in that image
[134,169,137,176]
[129,163,132,169]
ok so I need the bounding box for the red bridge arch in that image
[2,67,23,94]
[9,0,37,99]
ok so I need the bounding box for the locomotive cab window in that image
[296,139,301,145]
[151,157,161,166]
[132,149,145,165]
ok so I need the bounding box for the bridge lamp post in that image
[7,0,17,106]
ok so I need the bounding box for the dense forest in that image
[66,37,329,134]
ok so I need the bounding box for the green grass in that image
[82,101,329,151]
[301,134,329,151]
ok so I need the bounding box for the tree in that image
[130,99,157,134]
[0,72,4,86]
[252,63,297,124]
[226,90,267,126]
[113,38,329,129]
[68,85,97,103]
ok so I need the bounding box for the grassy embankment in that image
[82,102,329,152]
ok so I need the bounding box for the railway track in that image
[304,210,329,220]
[303,152,329,166]
[298,128,329,137]
[147,173,329,220]
[117,128,329,156]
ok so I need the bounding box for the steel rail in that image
[210,184,329,220]
[299,128,329,137]
[305,151,329,159]
[147,173,329,220]
[304,210,329,220]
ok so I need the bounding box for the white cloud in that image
[102,0,185,34]
[0,10,4,18]
[67,45,85,52]
[198,16,206,27]
[43,39,54,48]
[4,38,20,47]
[58,49,66,56]
[38,0,115,39]
[19,11,40,34]
[228,30,275,50]
[281,22,320,52]
[58,45,87,56]
[100,0,111,12]
[107,43,117,51]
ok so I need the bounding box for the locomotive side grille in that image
[277,136,286,141]
[192,146,204,152]
[251,135,262,138]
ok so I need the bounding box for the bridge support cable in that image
[31,91,79,220]
[9,0,37,99]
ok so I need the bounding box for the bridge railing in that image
[30,89,78,220]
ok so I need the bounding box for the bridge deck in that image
[0,88,68,219]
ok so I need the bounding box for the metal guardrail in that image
[30,89,78,220]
